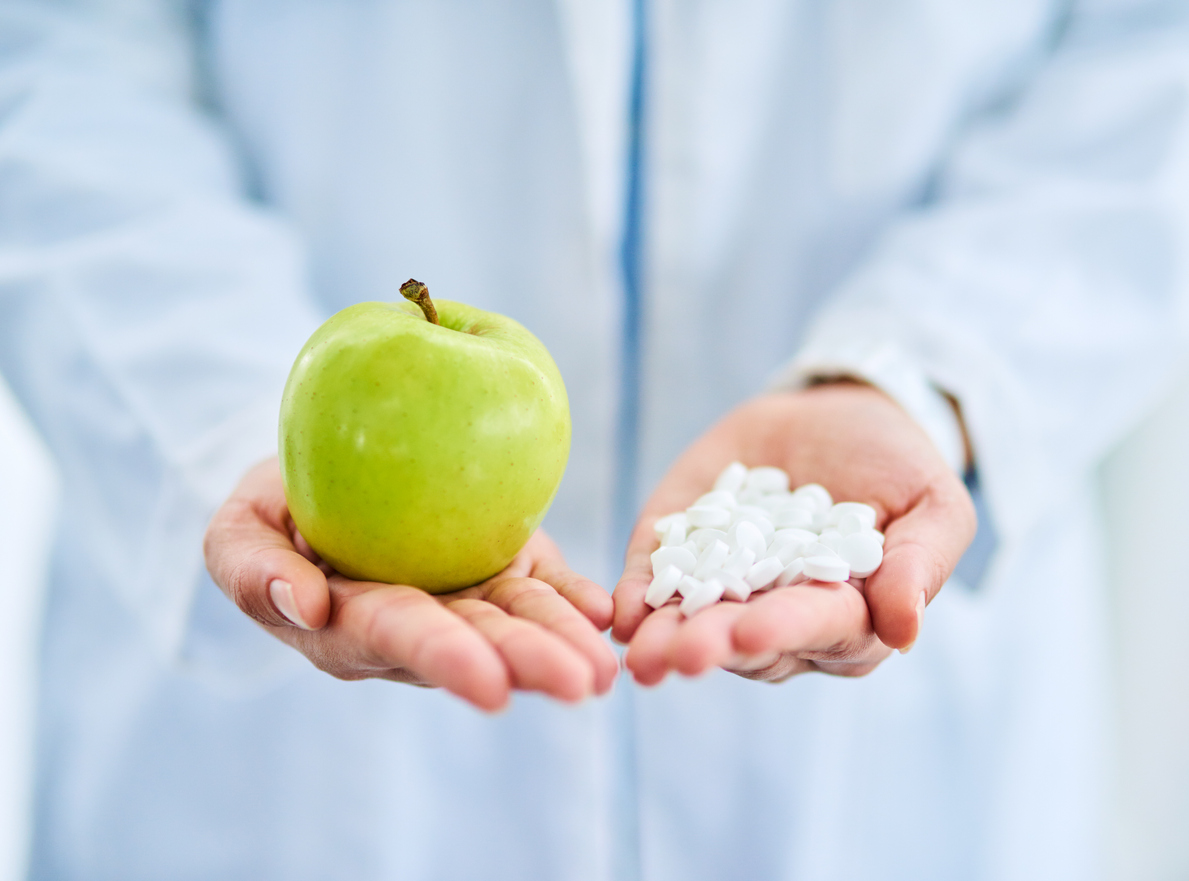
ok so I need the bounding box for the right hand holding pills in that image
[646,462,885,617]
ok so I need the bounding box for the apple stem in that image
[400,279,440,325]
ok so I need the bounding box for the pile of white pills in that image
[646,462,886,617]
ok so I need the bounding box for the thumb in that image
[203,460,331,631]
[865,472,976,651]
[611,515,662,644]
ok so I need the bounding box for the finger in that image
[610,536,655,645]
[524,532,615,632]
[446,596,595,702]
[731,581,875,661]
[203,460,330,631]
[326,581,512,711]
[483,575,619,695]
[666,601,752,677]
[865,473,977,650]
[623,604,684,686]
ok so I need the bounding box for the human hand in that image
[612,383,976,684]
[204,458,618,711]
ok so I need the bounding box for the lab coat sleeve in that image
[0,2,322,657]
[780,2,1189,546]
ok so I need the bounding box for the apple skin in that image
[278,298,570,592]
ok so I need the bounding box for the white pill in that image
[677,574,703,597]
[651,545,697,576]
[706,568,752,602]
[680,578,725,617]
[835,512,865,536]
[653,512,688,539]
[818,530,844,553]
[790,483,832,513]
[731,508,775,540]
[796,541,839,560]
[840,531,884,578]
[826,502,877,530]
[767,539,807,566]
[724,546,756,577]
[873,530,885,547]
[645,565,683,608]
[783,493,818,512]
[732,504,769,523]
[803,556,850,582]
[679,540,699,556]
[729,521,767,558]
[713,461,748,494]
[661,520,687,546]
[744,466,790,495]
[694,539,731,578]
[736,488,766,506]
[745,556,785,590]
[771,527,817,547]
[695,490,737,510]
[687,505,731,529]
[687,528,728,550]
[775,557,809,587]
[754,493,795,512]
[770,506,815,530]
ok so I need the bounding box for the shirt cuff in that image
[770,337,969,476]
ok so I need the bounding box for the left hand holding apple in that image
[612,383,976,684]
[205,458,618,712]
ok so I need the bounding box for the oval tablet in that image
[724,546,757,577]
[713,461,748,494]
[694,539,731,578]
[840,531,883,578]
[744,466,790,495]
[705,568,752,602]
[645,565,683,608]
[688,528,728,550]
[680,578,725,617]
[803,556,850,582]
[651,545,697,576]
[776,558,808,587]
[687,505,731,529]
[695,490,737,509]
[653,512,688,538]
[771,507,815,530]
[771,528,818,548]
[826,502,876,530]
[818,530,844,553]
[729,521,767,559]
[745,556,785,590]
[661,520,687,546]
[790,483,832,513]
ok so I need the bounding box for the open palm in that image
[612,383,976,684]
[205,458,618,711]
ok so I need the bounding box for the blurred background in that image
[2,364,1188,880]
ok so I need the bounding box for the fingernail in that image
[269,579,312,630]
[899,590,927,655]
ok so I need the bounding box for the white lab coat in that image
[1,1,1187,878]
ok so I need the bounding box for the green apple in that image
[278,280,571,592]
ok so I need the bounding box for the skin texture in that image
[204,458,618,712]
[612,383,977,685]
[279,298,570,592]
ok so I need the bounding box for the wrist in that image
[771,341,970,475]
